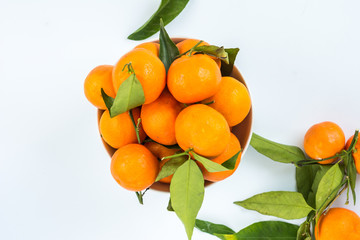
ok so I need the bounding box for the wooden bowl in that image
[97,38,253,192]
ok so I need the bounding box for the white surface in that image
[1,0,360,239]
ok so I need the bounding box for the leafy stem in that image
[187,40,203,56]
[135,188,149,205]
[122,62,135,74]
[162,148,193,160]
[129,109,141,144]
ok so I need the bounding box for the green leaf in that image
[235,221,299,240]
[110,73,145,117]
[100,88,114,111]
[128,0,189,40]
[221,151,241,170]
[167,198,174,211]
[192,152,229,172]
[234,191,314,220]
[306,165,332,208]
[159,18,180,72]
[296,165,321,204]
[220,48,240,76]
[296,220,311,240]
[155,155,187,182]
[195,219,235,235]
[348,154,357,204]
[196,220,298,240]
[193,45,229,64]
[315,163,343,211]
[250,133,306,163]
[170,160,205,240]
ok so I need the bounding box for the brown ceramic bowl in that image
[97,38,253,192]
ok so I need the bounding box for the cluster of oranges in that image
[302,121,360,240]
[84,39,252,192]
[303,121,360,171]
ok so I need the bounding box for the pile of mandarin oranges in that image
[302,121,360,240]
[84,39,251,192]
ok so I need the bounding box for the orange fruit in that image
[144,142,181,184]
[200,133,242,182]
[315,208,360,240]
[113,48,166,104]
[303,121,345,164]
[141,89,183,145]
[134,42,159,56]
[205,76,251,127]
[99,108,146,149]
[84,65,116,109]
[346,134,360,174]
[167,54,221,103]
[176,39,221,67]
[111,144,159,191]
[175,104,230,157]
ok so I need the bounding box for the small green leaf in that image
[192,152,229,172]
[155,155,187,182]
[128,0,189,40]
[235,221,299,240]
[234,191,314,220]
[167,198,174,211]
[110,73,145,117]
[220,48,239,76]
[193,45,229,64]
[159,18,180,72]
[222,151,241,170]
[250,133,306,163]
[170,160,204,240]
[348,154,357,204]
[307,165,332,208]
[100,88,114,111]
[195,219,235,235]
[296,165,321,203]
[296,220,311,240]
[315,163,343,210]
[196,220,298,240]
[347,130,359,152]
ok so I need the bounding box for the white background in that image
[1,0,360,239]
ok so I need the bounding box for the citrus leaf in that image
[348,154,357,204]
[196,220,299,240]
[195,219,235,235]
[220,48,239,76]
[155,155,187,182]
[346,130,358,205]
[296,165,321,204]
[192,152,229,173]
[235,221,299,240]
[315,163,343,210]
[297,220,311,240]
[100,88,114,111]
[234,191,314,220]
[193,45,229,64]
[110,73,145,117]
[250,133,306,164]
[306,165,332,208]
[170,160,204,240]
[167,198,174,211]
[127,0,189,40]
[159,18,179,72]
[347,130,359,152]
[221,151,241,170]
